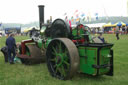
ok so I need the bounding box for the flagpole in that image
[127,0,128,16]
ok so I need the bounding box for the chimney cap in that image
[38,5,45,7]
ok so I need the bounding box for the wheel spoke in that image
[61,65,66,77]
[55,65,59,73]
[56,65,67,77]
[59,42,62,53]
[52,52,56,56]
[55,64,62,73]
[64,48,68,54]
[64,55,69,61]
[63,52,68,57]
[57,42,62,53]
[63,61,70,66]
[63,48,69,60]
[50,58,56,62]
[52,46,57,55]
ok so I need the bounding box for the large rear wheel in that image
[46,38,79,80]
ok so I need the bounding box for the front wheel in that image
[46,38,80,80]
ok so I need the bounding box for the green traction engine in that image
[17,5,114,80]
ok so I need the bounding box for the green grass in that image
[0,34,128,85]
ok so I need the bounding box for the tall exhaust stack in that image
[38,5,45,29]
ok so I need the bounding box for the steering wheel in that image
[76,24,88,38]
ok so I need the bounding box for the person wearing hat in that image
[6,33,16,64]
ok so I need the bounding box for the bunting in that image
[71,16,74,22]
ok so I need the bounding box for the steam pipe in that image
[38,5,45,29]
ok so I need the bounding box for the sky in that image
[0,0,127,24]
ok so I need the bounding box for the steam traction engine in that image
[17,5,114,80]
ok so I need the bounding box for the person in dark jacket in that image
[6,33,16,64]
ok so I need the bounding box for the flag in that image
[65,16,67,20]
[0,23,2,27]
[76,14,79,18]
[69,20,71,28]
[89,15,91,22]
[81,13,85,17]
[76,18,80,22]
[82,17,85,21]
[74,10,78,14]
[95,13,98,16]
[71,16,74,22]
[87,11,91,22]
[71,16,73,19]
[65,16,68,22]
[87,16,89,22]
[95,13,98,20]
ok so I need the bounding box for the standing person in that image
[98,32,105,43]
[122,26,125,35]
[6,33,16,64]
[92,28,95,34]
[125,26,127,34]
[115,26,120,40]
[120,26,122,35]
[127,26,128,35]
[95,28,98,34]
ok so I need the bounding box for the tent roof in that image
[85,23,106,28]
[103,22,115,27]
[113,21,126,26]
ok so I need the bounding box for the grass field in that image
[0,34,128,85]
